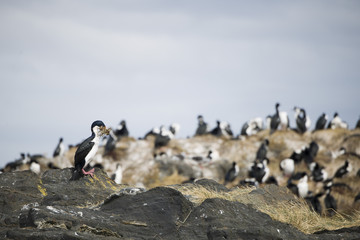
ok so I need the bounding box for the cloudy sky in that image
[1,1,359,167]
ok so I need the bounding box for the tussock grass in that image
[170,184,254,205]
[169,184,360,234]
[260,200,360,234]
[144,169,188,189]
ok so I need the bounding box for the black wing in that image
[74,135,94,170]
[53,143,61,157]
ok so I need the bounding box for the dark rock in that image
[1,168,359,239]
[40,168,121,207]
[249,184,298,204]
[194,178,230,192]
[178,198,309,240]
[313,226,360,240]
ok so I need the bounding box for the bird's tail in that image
[69,168,82,181]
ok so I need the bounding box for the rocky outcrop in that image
[0,168,359,239]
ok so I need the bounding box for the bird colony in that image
[2,103,360,217]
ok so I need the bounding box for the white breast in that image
[297,176,308,198]
[84,136,100,168]
[114,165,123,184]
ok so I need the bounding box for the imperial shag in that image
[53,137,65,158]
[314,113,328,131]
[70,120,108,180]
[224,161,239,184]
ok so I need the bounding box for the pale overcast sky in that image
[1,1,359,167]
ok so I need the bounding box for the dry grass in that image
[260,200,360,234]
[170,184,254,205]
[144,168,189,189]
[168,184,360,234]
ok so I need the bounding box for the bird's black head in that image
[275,103,280,108]
[264,139,269,146]
[334,112,338,117]
[198,115,203,119]
[59,137,63,142]
[91,120,105,129]
[91,120,109,136]
[120,120,126,126]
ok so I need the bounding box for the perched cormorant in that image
[53,137,65,158]
[115,120,129,139]
[309,162,328,182]
[224,162,239,184]
[195,115,208,136]
[210,121,222,137]
[294,107,311,134]
[70,120,108,180]
[314,113,328,131]
[256,139,269,161]
[324,188,337,216]
[270,103,281,133]
[328,112,348,129]
[305,191,323,214]
[248,158,270,183]
[333,160,352,178]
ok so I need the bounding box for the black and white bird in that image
[289,148,304,164]
[210,121,233,138]
[192,150,218,163]
[4,153,29,171]
[210,121,222,137]
[324,188,337,216]
[53,137,65,158]
[314,113,328,131]
[270,103,289,133]
[303,141,319,165]
[224,162,239,184]
[239,178,259,187]
[270,103,281,133]
[280,158,295,177]
[70,120,108,180]
[256,139,269,161]
[114,120,129,139]
[305,191,323,214]
[240,122,250,136]
[144,127,160,139]
[248,158,270,183]
[169,123,180,136]
[240,117,263,136]
[195,115,209,136]
[309,162,328,182]
[297,173,309,198]
[111,164,123,184]
[294,107,311,134]
[220,121,234,138]
[333,160,352,178]
[154,125,177,148]
[287,172,308,198]
[328,112,348,129]
[29,160,41,175]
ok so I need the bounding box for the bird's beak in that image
[99,126,110,136]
